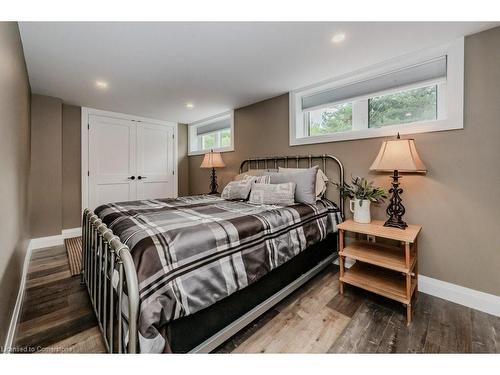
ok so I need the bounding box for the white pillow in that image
[278,167,328,198]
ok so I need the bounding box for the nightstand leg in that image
[339,229,345,295]
[415,238,419,294]
[339,255,345,295]
[406,304,412,325]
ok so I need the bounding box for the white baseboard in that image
[418,275,500,317]
[62,227,82,239]
[3,227,82,352]
[29,234,64,250]
[29,227,81,251]
[3,243,33,353]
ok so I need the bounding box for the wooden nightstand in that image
[337,219,422,324]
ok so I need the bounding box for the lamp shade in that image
[200,151,226,169]
[370,138,426,172]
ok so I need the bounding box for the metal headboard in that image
[239,154,345,218]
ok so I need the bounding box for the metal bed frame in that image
[81,154,344,353]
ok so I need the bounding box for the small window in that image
[369,85,437,128]
[188,111,234,155]
[290,38,464,145]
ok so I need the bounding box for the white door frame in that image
[81,107,178,214]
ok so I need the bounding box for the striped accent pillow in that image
[242,174,271,184]
[221,180,253,200]
[249,182,296,206]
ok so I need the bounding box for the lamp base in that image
[384,170,408,230]
[383,217,408,229]
[208,167,219,195]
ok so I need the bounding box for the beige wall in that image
[29,98,83,236]
[0,22,31,345]
[29,95,63,237]
[177,123,190,196]
[189,27,500,296]
[62,104,81,229]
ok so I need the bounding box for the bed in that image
[81,155,345,353]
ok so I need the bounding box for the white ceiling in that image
[19,22,498,124]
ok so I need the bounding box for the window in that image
[290,38,464,145]
[188,111,234,155]
[198,128,230,150]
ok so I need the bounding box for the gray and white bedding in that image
[94,195,341,353]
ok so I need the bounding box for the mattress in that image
[95,195,342,352]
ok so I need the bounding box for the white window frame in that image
[289,37,464,146]
[188,110,234,156]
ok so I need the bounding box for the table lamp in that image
[200,150,226,194]
[370,134,427,229]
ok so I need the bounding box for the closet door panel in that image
[136,122,175,200]
[88,115,137,210]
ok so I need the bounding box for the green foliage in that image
[369,85,437,128]
[202,133,216,149]
[220,129,231,147]
[309,103,352,136]
[334,176,387,205]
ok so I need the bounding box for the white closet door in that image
[88,115,137,210]
[136,122,175,200]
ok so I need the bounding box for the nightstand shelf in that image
[337,219,422,324]
[339,240,417,274]
[340,263,417,305]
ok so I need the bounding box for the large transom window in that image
[290,38,464,145]
[188,111,234,155]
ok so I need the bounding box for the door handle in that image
[127,176,136,180]
[137,176,147,180]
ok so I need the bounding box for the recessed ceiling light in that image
[186,103,194,109]
[95,80,108,89]
[331,33,346,44]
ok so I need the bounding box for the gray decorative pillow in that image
[278,166,328,198]
[248,182,296,206]
[221,180,253,200]
[234,169,278,181]
[242,174,271,184]
[268,166,318,204]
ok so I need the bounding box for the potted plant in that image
[334,176,387,224]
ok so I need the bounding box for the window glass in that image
[201,133,216,150]
[307,102,353,136]
[368,85,437,128]
[220,128,231,147]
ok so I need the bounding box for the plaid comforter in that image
[95,195,342,353]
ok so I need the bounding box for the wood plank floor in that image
[12,245,500,353]
[13,245,106,353]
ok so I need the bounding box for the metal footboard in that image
[81,209,140,353]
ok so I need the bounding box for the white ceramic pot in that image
[349,199,371,224]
